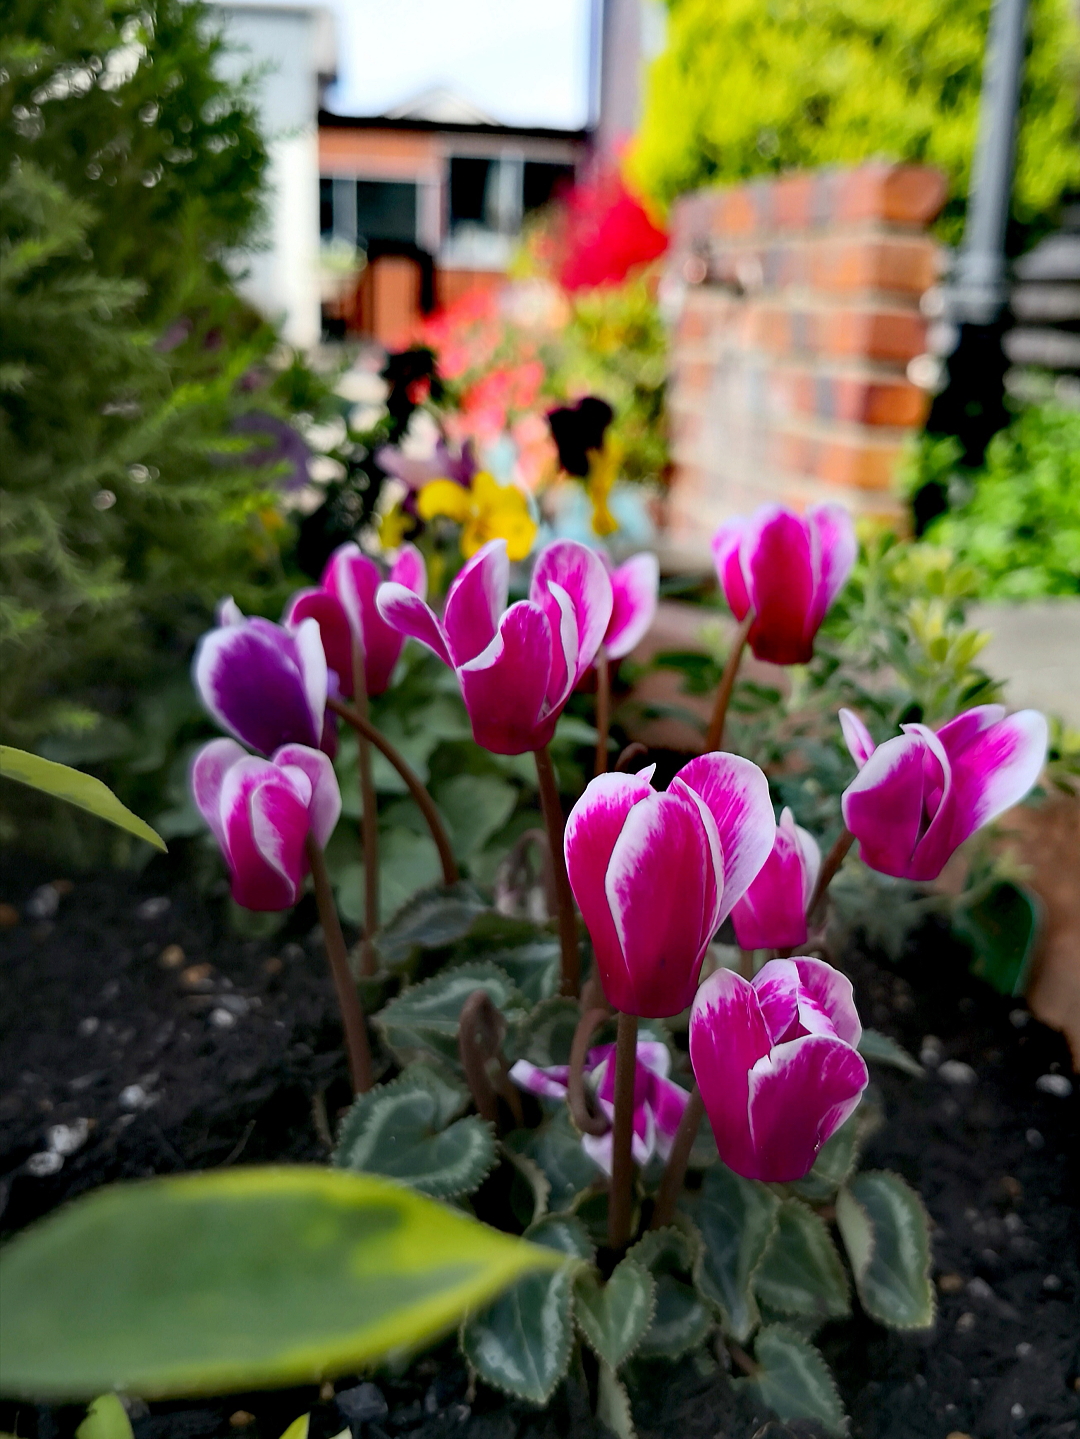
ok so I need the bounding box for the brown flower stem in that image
[594,645,611,778]
[352,642,379,977]
[305,835,373,1095]
[608,1011,639,1250]
[807,826,855,927]
[650,1084,704,1230]
[567,1007,612,1137]
[738,947,756,979]
[533,745,580,998]
[704,611,754,752]
[330,695,458,886]
[615,741,648,773]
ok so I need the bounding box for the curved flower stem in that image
[594,645,611,778]
[807,826,855,927]
[305,835,373,1095]
[608,1011,639,1250]
[567,1007,612,1137]
[352,642,379,977]
[738,948,756,980]
[330,696,458,886]
[650,1084,704,1230]
[458,989,522,1129]
[533,745,580,998]
[704,611,754,752]
[615,741,648,773]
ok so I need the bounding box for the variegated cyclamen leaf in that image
[524,1212,594,1262]
[753,1199,850,1322]
[789,1110,861,1203]
[741,1324,847,1437]
[837,1172,935,1330]
[508,996,586,1068]
[573,1259,655,1370]
[693,1164,780,1343]
[596,1361,636,1439]
[375,884,490,968]
[333,1069,494,1199]
[635,1274,713,1361]
[857,1029,924,1078]
[508,1110,604,1212]
[461,1267,576,1405]
[376,963,524,1065]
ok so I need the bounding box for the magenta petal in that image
[690,968,772,1180]
[247,774,310,908]
[605,792,716,1017]
[839,708,876,769]
[937,707,1048,851]
[791,957,862,1047]
[841,730,933,879]
[565,771,655,1009]
[807,503,857,629]
[531,540,613,684]
[193,619,323,755]
[389,541,427,601]
[606,552,659,660]
[190,738,246,849]
[375,584,452,668]
[744,507,816,664]
[272,744,341,849]
[731,809,813,951]
[711,518,752,620]
[443,538,509,665]
[746,1034,868,1182]
[537,580,578,710]
[284,589,355,697]
[750,960,802,1043]
[670,752,775,923]
[649,1073,691,1153]
[220,759,306,910]
[508,1060,570,1101]
[457,601,554,754]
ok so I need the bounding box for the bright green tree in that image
[629,0,1080,240]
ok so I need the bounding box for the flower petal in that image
[220,758,306,910]
[508,1059,570,1101]
[443,537,509,665]
[648,1074,691,1154]
[606,552,659,660]
[284,589,354,697]
[841,730,933,880]
[375,583,452,668]
[389,541,428,601]
[190,738,246,850]
[458,601,554,754]
[937,707,1048,850]
[531,540,613,685]
[670,753,775,924]
[791,956,862,1047]
[839,708,876,769]
[743,507,816,664]
[730,809,813,951]
[193,619,322,754]
[807,503,856,628]
[746,1034,867,1182]
[690,968,772,1180]
[272,744,341,849]
[711,518,751,620]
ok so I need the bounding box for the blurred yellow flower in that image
[378,504,411,552]
[586,438,620,537]
[418,471,537,561]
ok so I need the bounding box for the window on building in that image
[356,181,417,247]
[449,157,493,230]
[523,161,575,215]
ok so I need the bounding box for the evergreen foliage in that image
[629,0,1080,241]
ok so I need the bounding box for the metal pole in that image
[953,0,1030,324]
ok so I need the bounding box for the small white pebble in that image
[136,896,170,920]
[26,1150,64,1177]
[956,1311,976,1332]
[1009,1008,1030,1028]
[1035,1073,1073,1098]
[1016,1342,1032,1358]
[47,1119,89,1155]
[209,1007,236,1029]
[1026,1128,1044,1149]
[967,1277,994,1301]
[920,1036,942,1067]
[26,884,60,919]
[1005,1213,1023,1234]
[77,1016,99,1037]
[119,1084,147,1109]
[1011,1403,1025,1419]
[1043,1274,1062,1291]
[939,1060,977,1085]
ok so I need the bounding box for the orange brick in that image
[773,173,816,231]
[808,238,939,295]
[821,309,927,362]
[836,378,929,428]
[834,164,948,227]
[816,437,906,490]
[718,187,759,237]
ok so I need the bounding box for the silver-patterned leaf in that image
[502,1145,551,1229]
[742,1324,847,1436]
[857,1029,924,1078]
[693,1164,780,1342]
[596,1361,636,1439]
[573,1259,656,1370]
[836,1171,935,1330]
[789,1109,861,1202]
[508,1111,604,1213]
[635,1274,713,1361]
[753,1199,850,1321]
[375,884,490,967]
[509,997,590,1068]
[524,1212,594,1262]
[333,1067,495,1198]
[376,962,524,1065]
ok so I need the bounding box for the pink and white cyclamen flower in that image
[564,753,775,1017]
[731,806,821,952]
[601,551,660,661]
[191,739,340,911]
[839,705,1048,882]
[690,956,868,1183]
[509,1039,689,1177]
[376,537,613,754]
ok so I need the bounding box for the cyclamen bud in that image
[731,807,821,951]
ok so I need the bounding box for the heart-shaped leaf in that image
[753,1199,850,1322]
[857,1029,924,1077]
[333,1065,495,1199]
[433,775,517,861]
[596,1362,636,1439]
[375,883,490,967]
[953,880,1041,996]
[626,1227,712,1361]
[0,1167,560,1401]
[376,962,524,1065]
[692,1164,780,1342]
[507,1110,602,1212]
[741,1324,847,1437]
[509,996,586,1068]
[836,1171,935,1330]
[574,1259,656,1370]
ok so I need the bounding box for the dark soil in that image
[0,854,1077,1439]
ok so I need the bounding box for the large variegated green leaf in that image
[627,1228,712,1361]
[375,884,490,967]
[596,1362,636,1439]
[789,1111,861,1203]
[836,1172,935,1330]
[857,1029,924,1077]
[333,1065,495,1199]
[0,747,166,852]
[507,1110,602,1212]
[460,1215,588,1405]
[75,1396,133,1439]
[753,1199,850,1322]
[376,962,525,1065]
[509,996,585,1067]
[742,1324,847,1437]
[433,775,517,861]
[574,1259,656,1370]
[693,1164,780,1342]
[0,1167,560,1400]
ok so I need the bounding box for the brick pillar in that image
[662,163,948,566]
